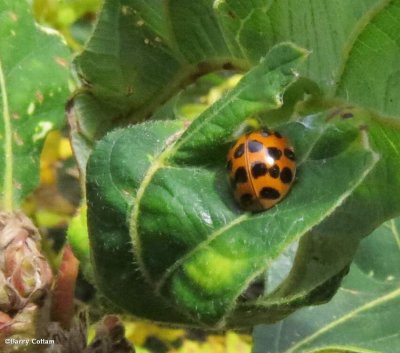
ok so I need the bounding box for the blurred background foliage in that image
[33,0,101,50]
[27,0,252,352]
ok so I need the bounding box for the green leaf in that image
[73,0,400,330]
[0,0,70,209]
[67,205,94,283]
[228,0,379,92]
[87,107,378,328]
[85,95,400,329]
[71,0,400,173]
[85,45,399,328]
[269,111,400,308]
[253,217,400,353]
[169,43,309,165]
[87,120,194,325]
[336,0,400,117]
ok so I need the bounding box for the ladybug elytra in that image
[227,130,296,211]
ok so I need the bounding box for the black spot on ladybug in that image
[260,129,271,137]
[234,143,245,158]
[226,159,232,171]
[266,147,282,161]
[248,140,263,153]
[341,112,354,119]
[274,131,282,138]
[240,193,253,206]
[284,148,296,161]
[260,187,280,199]
[280,167,293,184]
[269,165,280,179]
[235,167,248,183]
[251,162,268,178]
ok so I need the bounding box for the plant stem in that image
[51,245,79,329]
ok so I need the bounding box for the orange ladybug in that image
[227,130,296,211]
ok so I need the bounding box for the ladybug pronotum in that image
[227,130,296,211]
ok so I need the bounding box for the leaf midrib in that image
[130,128,185,282]
[284,286,400,353]
[0,58,13,211]
[389,219,400,251]
[308,345,380,353]
[333,0,394,95]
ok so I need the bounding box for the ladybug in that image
[227,129,296,211]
